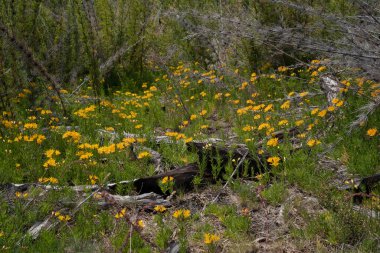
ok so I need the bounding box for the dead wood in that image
[340,173,380,203]
[4,128,302,196]
[98,192,171,208]
[320,74,343,105]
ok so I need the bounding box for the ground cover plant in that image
[1,61,379,252]
[0,1,380,252]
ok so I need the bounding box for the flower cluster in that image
[173,209,191,220]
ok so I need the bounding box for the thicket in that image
[0,0,374,101]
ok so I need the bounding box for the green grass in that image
[0,62,379,251]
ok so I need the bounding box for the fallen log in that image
[98,192,171,208]
[133,163,202,194]
[339,173,380,203]
[4,128,301,196]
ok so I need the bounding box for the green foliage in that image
[205,204,250,238]
[261,182,287,206]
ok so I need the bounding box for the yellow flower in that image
[264,104,273,112]
[62,131,81,143]
[190,114,197,120]
[327,106,335,112]
[135,124,143,129]
[242,125,253,132]
[74,105,96,118]
[295,120,304,126]
[43,158,57,168]
[239,81,249,90]
[267,157,280,167]
[367,128,377,137]
[165,131,178,137]
[162,176,174,184]
[2,120,15,128]
[204,233,220,244]
[38,177,58,184]
[172,210,181,219]
[78,143,99,150]
[115,208,126,219]
[154,205,167,213]
[200,91,207,97]
[254,114,261,120]
[138,151,151,159]
[49,177,59,184]
[199,110,207,116]
[58,214,71,222]
[173,209,191,219]
[307,139,321,147]
[311,108,319,115]
[89,175,99,185]
[280,100,291,110]
[45,149,61,158]
[41,109,52,115]
[183,209,191,218]
[116,142,126,150]
[24,123,38,129]
[267,138,279,147]
[214,93,223,100]
[278,120,288,126]
[318,110,327,117]
[255,174,263,180]
[266,127,275,136]
[136,219,145,228]
[15,191,28,198]
[237,108,248,115]
[258,123,270,130]
[97,144,116,154]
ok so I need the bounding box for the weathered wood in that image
[99,192,171,207]
[320,75,343,105]
[134,163,201,194]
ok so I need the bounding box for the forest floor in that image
[0,61,379,252]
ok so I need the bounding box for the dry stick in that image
[204,151,249,211]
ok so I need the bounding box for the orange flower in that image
[267,157,280,167]
[367,128,378,137]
